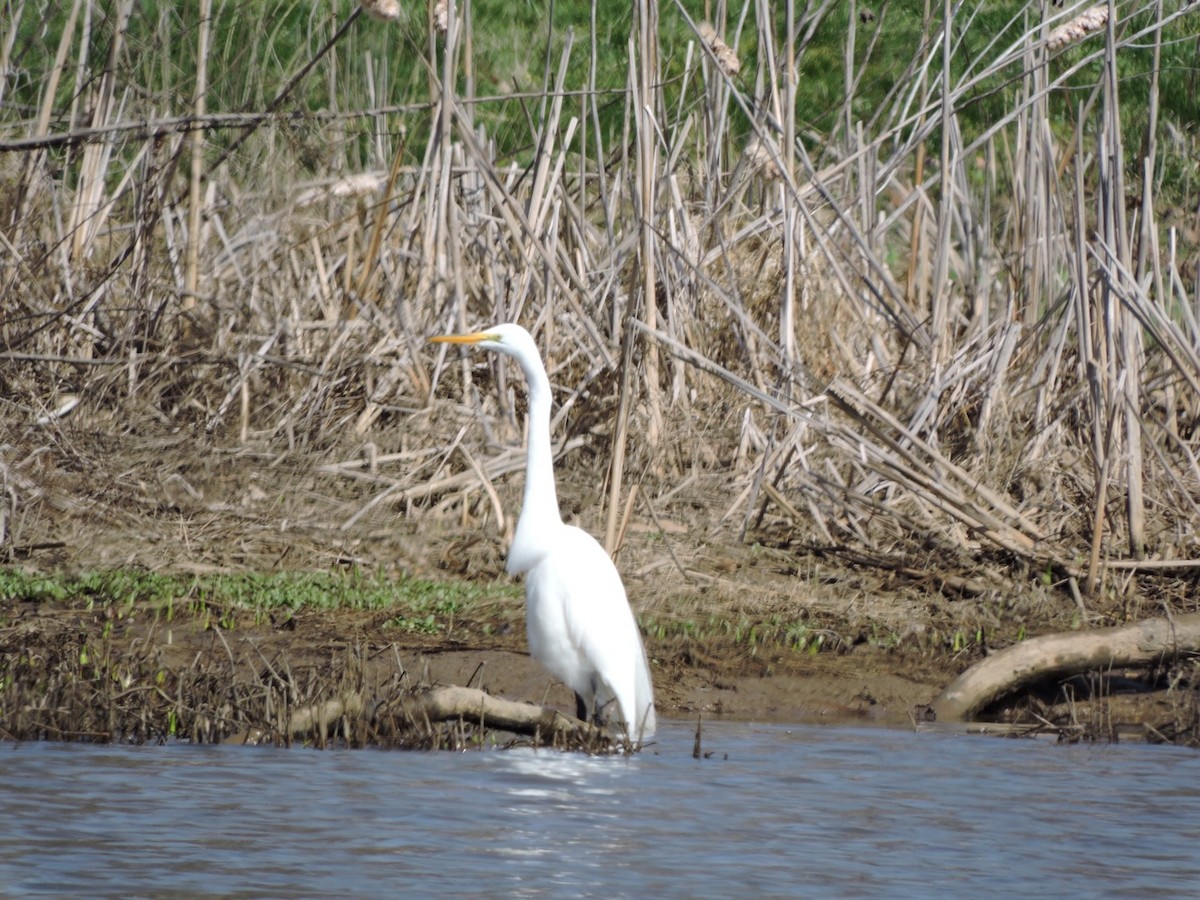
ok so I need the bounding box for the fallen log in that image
[389,685,609,746]
[287,693,367,740]
[930,612,1200,722]
[281,685,612,748]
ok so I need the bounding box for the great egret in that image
[430,323,657,740]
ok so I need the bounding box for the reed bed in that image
[2,0,1199,625]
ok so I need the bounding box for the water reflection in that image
[1,723,1197,896]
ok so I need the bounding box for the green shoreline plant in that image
[0,567,513,628]
[0,567,1014,660]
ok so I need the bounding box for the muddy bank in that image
[4,583,1196,748]
[0,592,948,744]
[3,432,1198,747]
[0,430,960,742]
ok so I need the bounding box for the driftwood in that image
[282,685,610,747]
[390,685,608,744]
[286,693,368,740]
[930,612,1200,721]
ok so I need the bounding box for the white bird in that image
[430,323,657,740]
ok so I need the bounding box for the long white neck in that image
[506,348,562,575]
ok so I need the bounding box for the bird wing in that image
[555,526,655,736]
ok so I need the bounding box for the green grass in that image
[6,0,1194,178]
[641,611,846,655]
[0,569,855,654]
[0,568,1048,655]
[0,568,517,632]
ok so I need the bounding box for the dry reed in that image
[1,0,1198,625]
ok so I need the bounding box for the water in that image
[2,721,1198,897]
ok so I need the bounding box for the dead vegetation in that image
[0,604,631,752]
[2,1,1200,744]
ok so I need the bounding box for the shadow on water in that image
[2,720,1199,896]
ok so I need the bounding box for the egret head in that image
[428,323,534,360]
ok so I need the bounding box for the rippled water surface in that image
[2,721,1198,896]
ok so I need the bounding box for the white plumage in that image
[430,324,656,739]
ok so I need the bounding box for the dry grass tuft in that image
[360,0,402,23]
[743,137,782,179]
[699,23,741,77]
[433,0,450,35]
[295,172,389,207]
[1047,5,1109,50]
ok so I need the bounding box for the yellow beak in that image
[428,331,496,345]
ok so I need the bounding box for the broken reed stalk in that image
[0,3,23,110]
[604,0,664,556]
[183,0,212,326]
[65,1,114,261]
[12,0,83,241]
[606,319,636,556]
[1102,0,1146,561]
[781,0,798,372]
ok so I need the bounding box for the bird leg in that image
[575,692,591,724]
[575,691,618,731]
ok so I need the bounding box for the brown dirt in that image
[2,424,1193,741]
